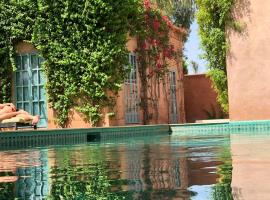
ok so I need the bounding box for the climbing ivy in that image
[0,2,9,103]
[0,51,12,103]
[0,0,37,103]
[196,0,236,113]
[0,0,141,127]
[33,0,142,126]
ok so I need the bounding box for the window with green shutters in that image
[15,53,47,127]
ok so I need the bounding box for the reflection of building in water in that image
[117,138,229,200]
[0,149,50,200]
[15,150,49,200]
[118,144,144,192]
[118,143,190,200]
[186,147,221,186]
[148,146,183,190]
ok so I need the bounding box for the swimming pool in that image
[0,121,270,200]
[1,129,269,200]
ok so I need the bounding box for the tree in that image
[182,56,189,74]
[196,0,235,113]
[190,60,199,74]
[151,0,195,35]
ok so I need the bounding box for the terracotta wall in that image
[14,28,185,128]
[184,74,223,123]
[168,30,186,124]
[227,0,270,121]
[111,30,186,126]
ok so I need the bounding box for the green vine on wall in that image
[0,49,12,103]
[0,0,37,103]
[0,0,181,127]
[33,0,142,127]
[196,0,236,113]
[0,0,141,127]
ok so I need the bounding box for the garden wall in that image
[14,28,186,129]
[184,74,223,123]
[227,0,270,121]
[112,30,186,126]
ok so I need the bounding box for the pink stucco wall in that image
[109,30,186,126]
[14,28,185,128]
[227,0,270,121]
[184,74,223,123]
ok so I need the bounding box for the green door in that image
[15,53,47,127]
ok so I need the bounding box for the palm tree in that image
[190,60,199,74]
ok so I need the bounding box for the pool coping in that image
[0,124,170,150]
[171,120,270,135]
[2,120,270,150]
[0,124,170,136]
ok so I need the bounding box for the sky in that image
[184,20,208,74]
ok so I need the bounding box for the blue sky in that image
[189,185,213,200]
[184,20,208,74]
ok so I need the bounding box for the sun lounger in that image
[0,117,37,130]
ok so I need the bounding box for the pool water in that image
[0,133,269,200]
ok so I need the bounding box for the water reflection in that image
[0,150,49,200]
[231,134,270,200]
[0,135,233,200]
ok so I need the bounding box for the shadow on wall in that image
[232,0,252,22]
[227,0,251,63]
[229,0,251,38]
[203,104,226,120]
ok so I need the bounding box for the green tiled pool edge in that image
[2,120,270,150]
[0,125,170,150]
[171,120,270,135]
